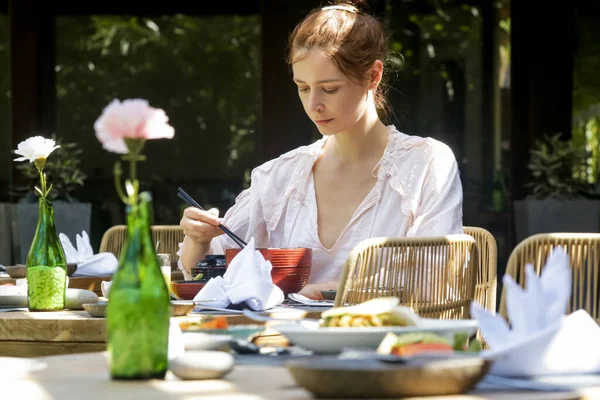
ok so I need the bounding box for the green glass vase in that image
[106,192,171,380]
[26,197,68,311]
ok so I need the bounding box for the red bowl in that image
[272,266,311,295]
[225,248,312,267]
[171,281,205,300]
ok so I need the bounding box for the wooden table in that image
[0,309,323,358]
[2,351,599,400]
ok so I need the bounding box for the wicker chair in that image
[334,234,479,320]
[99,225,185,263]
[500,233,600,322]
[464,226,498,313]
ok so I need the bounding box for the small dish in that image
[5,265,26,279]
[83,301,107,318]
[66,263,78,277]
[83,300,196,318]
[171,300,195,316]
[195,325,265,340]
[171,280,206,300]
[5,264,77,279]
[320,290,337,301]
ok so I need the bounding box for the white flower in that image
[14,136,60,163]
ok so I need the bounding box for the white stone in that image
[170,351,235,380]
[66,288,98,310]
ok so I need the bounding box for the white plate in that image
[182,332,232,351]
[0,286,27,307]
[275,319,479,354]
[0,357,47,378]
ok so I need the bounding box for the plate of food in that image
[178,315,265,340]
[273,297,478,354]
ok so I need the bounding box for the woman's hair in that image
[287,0,391,115]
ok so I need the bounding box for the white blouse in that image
[177,125,464,282]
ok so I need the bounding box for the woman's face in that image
[292,49,373,136]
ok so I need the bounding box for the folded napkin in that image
[60,230,118,277]
[60,231,94,263]
[472,247,600,377]
[194,238,284,311]
[73,253,118,277]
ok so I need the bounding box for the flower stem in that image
[129,159,138,204]
[113,162,129,205]
[39,170,46,199]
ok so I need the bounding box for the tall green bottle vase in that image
[106,192,171,380]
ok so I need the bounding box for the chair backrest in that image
[500,233,600,322]
[464,226,498,313]
[334,234,479,320]
[99,225,185,265]
[99,225,127,259]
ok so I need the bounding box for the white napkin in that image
[60,231,94,263]
[59,230,118,277]
[472,247,600,377]
[73,253,118,277]
[194,238,284,311]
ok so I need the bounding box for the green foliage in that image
[55,15,261,182]
[14,136,87,202]
[526,133,592,199]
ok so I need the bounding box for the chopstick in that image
[177,187,247,249]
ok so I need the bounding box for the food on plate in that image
[377,331,483,356]
[377,332,454,356]
[453,332,483,352]
[178,315,229,331]
[320,297,420,327]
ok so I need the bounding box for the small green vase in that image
[26,197,68,312]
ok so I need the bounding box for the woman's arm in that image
[298,281,339,300]
[177,188,255,279]
[407,142,463,237]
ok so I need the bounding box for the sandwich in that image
[377,332,454,356]
[320,297,420,327]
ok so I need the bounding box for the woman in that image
[178,0,464,299]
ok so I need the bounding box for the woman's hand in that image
[180,207,223,245]
[298,281,338,300]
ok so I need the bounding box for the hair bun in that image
[325,0,368,13]
[347,0,368,10]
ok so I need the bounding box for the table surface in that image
[2,351,599,400]
[0,307,325,357]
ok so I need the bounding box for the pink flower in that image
[94,99,175,154]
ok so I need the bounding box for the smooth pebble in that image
[66,288,98,310]
[170,351,234,380]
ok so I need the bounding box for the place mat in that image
[191,303,331,315]
[476,374,600,392]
